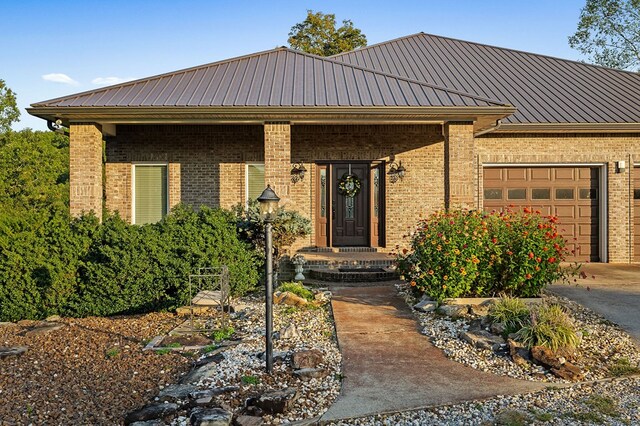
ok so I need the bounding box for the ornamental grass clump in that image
[515,304,580,351]
[488,297,530,336]
[397,208,577,301]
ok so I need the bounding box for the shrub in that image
[278,281,314,301]
[233,200,311,262]
[488,297,530,336]
[397,208,577,301]
[515,304,580,350]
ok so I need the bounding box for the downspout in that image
[473,119,502,137]
[47,119,70,137]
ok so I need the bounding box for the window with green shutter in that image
[246,163,265,202]
[134,165,168,224]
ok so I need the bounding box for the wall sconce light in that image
[388,160,406,183]
[616,160,626,173]
[291,162,307,183]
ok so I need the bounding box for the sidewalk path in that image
[321,285,545,421]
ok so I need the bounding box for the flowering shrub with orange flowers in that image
[396,209,578,301]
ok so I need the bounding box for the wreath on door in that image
[338,173,362,198]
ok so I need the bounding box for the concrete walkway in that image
[321,285,545,421]
[549,263,640,345]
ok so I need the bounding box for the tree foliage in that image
[0,79,20,133]
[288,10,367,56]
[569,0,640,70]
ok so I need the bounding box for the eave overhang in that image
[491,123,640,134]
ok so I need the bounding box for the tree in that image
[569,0,640,70]
[0,79,20,133]
[288,10,367,56]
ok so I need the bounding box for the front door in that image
[332,163,369,246]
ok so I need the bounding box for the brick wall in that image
[264,123,292,204]
[477,132,640,263]
[70,123,103,220]
[445,122,475,209]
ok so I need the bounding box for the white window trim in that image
[245,162,265,204]
[131,162,170,225]
[481,163,608,262]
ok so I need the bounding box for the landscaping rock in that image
[531,345,584,381]
[507,339,532,367]
[273,292,308,307]
[181,362,222,384]
[490,322,507,336]
[290,349,323,369]
[0,346,27,359]
[313,291,330,304]
[437,304,468,319]
[176,306,210,316]
[413,295,437,313]
[459,330,505,351]
[129,421,163,426]
[0,322,14,327]
[249,388,298,415]
[24,323,64,336]
[468,304,490,317]
[293,368,327,380]
[551,363,584,381]
[234,415,263,426]
[124,403,179,425]
[45,315,62,322]
[157,384,198,402]
[189,407,232,426]
[281,324,301,339]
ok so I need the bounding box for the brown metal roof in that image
[332,33,640,125]
[31,47,508,109]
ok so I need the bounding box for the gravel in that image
[0,313,191,425]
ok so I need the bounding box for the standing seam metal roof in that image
[31,47,509,109]
[332,32,640,124]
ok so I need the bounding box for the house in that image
[28,33,640,263]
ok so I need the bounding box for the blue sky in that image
[2,0,588,130]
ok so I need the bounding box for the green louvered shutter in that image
[247,163,265,201]
[134,165,168,224]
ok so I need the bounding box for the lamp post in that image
[257,184,280,373]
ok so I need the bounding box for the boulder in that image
[293,368,327,380]
[290,349,323,369]
[531,345,584,381]
[459,330,505,351]
[248,388,298,415]
[274,292,308,307]
[45,315,62,322]
[188,387,239,405]
[437,304,468,319]
[157,384,198,402]
[24,323,64,336]
[280,325,301,339]
[490,322,507,336]
[234,415,264,426]
[124,403,178,425]
[189,407,232,426]
[413,295,437,313]
[468,304,490,317]
[129,421,163,426]
[507,339,532,367]
[0,346,27,359]
[551,363,584,381]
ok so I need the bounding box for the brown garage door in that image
[483,167,599,262]
[635,166,640,262]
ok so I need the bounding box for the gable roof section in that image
[332,33,640,126]
[31,47,508,109]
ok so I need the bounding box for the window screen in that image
[134,165,168,224]
[247,163,265,201]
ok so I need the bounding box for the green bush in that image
[397,209,577,301]
[515,304,580,350]
[278,281,314,301]
[233,200,311,262]
[488,297,530,336]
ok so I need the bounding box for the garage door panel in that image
[483,166,599,262]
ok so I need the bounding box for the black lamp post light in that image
[257,184,280,373]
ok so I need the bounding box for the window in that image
[134,164,168,224]
[556,188,574,200]
[508,188,526,200]
[484,188,502,200]
[532,188,551,200]
[246,163,265,202]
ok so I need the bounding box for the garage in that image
[483,166,600,262]
[635,166,640,262]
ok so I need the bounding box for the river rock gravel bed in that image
[396,283,640,383]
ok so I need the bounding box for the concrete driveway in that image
[549,263,640,344]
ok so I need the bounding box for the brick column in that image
[70,123,103,220]
[264,122,291,204]
[444,121,475,210]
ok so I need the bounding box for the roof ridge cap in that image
[330,32,426,58]
[32,47,290,107]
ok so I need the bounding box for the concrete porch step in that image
[298,246,378,253]
[310,267,398,283]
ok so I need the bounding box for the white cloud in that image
[42,73,79,85]
[91,76,134,85]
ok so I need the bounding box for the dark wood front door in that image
[332,163,369,246]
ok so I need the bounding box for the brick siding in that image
[70,123,103,220]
